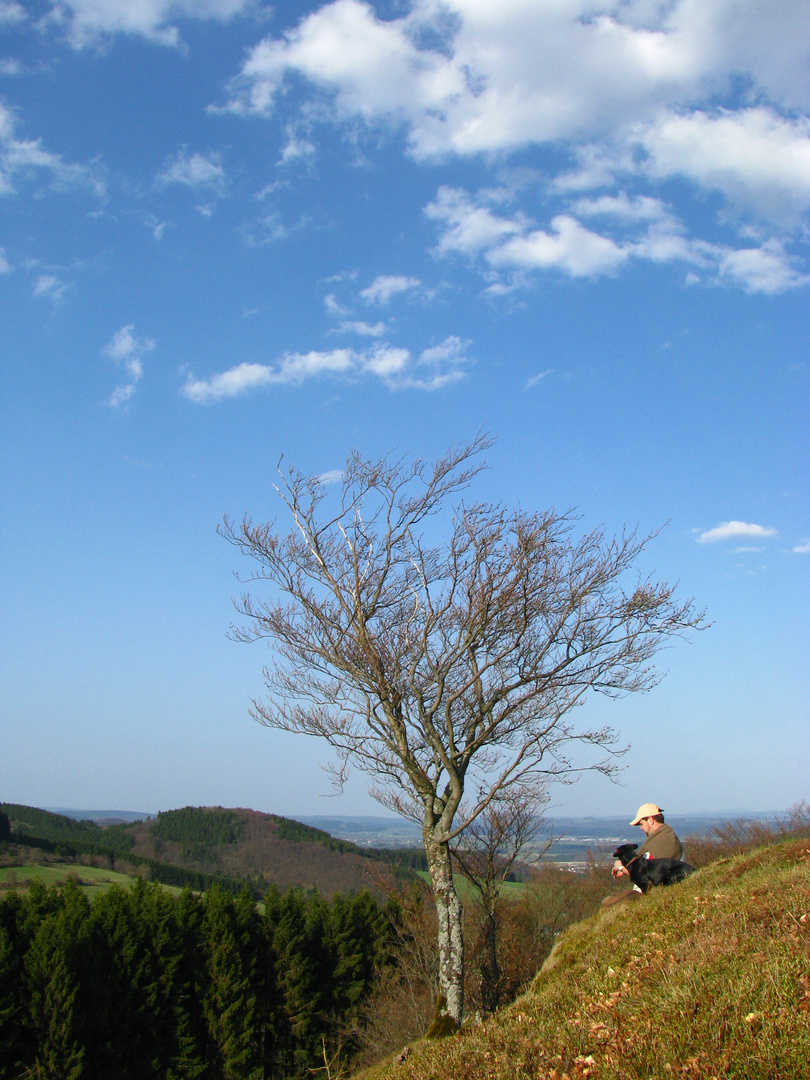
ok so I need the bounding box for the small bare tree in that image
[220,435,705,1024]
[451,785,553,1013]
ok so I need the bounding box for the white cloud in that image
[427,184,807,293]
[0,247,10,273]
[224,1,810,158]
[242,209,311,246]
[317,469,344,485]
[425,187,522,257]
[697,521,778,544]
[526,369,553,389]
[0,102,106,198]
[793,539,810,555]
[550,144,628,194]
[181,336,468,401]
[488,215,629,278]
[49,0,258,49]
[359,274,421,304]
[103,324,154,407]
[182,361,276,402]
[715,241,810,295]
[157,148,227,194]
[419,335,468,366]
[219,0,810,293]
[143,214,172,241]
[278,124,316,165]
[639,108,810,223]
[361,345,410,378]
[430,186,677,279]
[32,274,68,303]
[324,293,349,317]
[0,2,25,26]
[337,320,386,337]
[324,286,388,335]
[573,193,670,222]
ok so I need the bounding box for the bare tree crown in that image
[220,435,705,843]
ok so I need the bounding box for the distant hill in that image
[1,803,424,898]
[45,808,152,825]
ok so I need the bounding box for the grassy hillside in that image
[0,862,180,899]
[365,837,810,1080]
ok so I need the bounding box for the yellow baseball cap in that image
[630,803,663,826]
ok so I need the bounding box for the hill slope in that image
[1,804,419,897]
[368,838,810,1080]
[122,805,410,894]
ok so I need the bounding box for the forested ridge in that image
[1,805,426,899]
[0,875,390,1079]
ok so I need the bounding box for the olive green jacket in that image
[638,822,683,861]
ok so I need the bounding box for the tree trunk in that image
[480,907,500,1013]
[423,829,464,1025]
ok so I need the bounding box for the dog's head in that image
[612,843,639,866]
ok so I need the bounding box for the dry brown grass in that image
[683,802,810,868]
[357,836,810,1080]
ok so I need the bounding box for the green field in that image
[414,870,526,899]
[0,863,183,899]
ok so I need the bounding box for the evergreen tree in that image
[24,879,90,1079]
[0,895,27,1079]
[170,887,210,1080]
[202,885,264,1080]
[329,892,386,1015]
[267,887,319,1079]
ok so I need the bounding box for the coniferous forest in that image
[0,876,390,1080]
[0,804,623,1078]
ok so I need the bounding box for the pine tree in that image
[202,885,264,1080]
[24,880,89,1079]
[169,886,210,1080]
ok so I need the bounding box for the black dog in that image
[612,843,695,894]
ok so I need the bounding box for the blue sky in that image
[1,0,807,823]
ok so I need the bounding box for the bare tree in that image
[220,435,705,1024]
[451,785,553,1013]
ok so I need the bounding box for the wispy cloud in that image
[427,184,806,293]
[181,335,468,402]
[157,148,227,199]
[360,275,421,305]
[324,293,349,317]
[0,2,25,27]
[336,320,386,337]
[794,539,810,555]
[49,0,258,50]
[526,369,553,389]
[143,214,172,241]
[716,241,810,295]
[103,324,154,408]
[696,521,778,544]
[32,274,68,304]
[0,101,105,199]
[317,469,343,485]
[242,209,310,246]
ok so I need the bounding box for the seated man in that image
[601,802,684,909]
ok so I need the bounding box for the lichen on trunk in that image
[423,827,464,1025]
